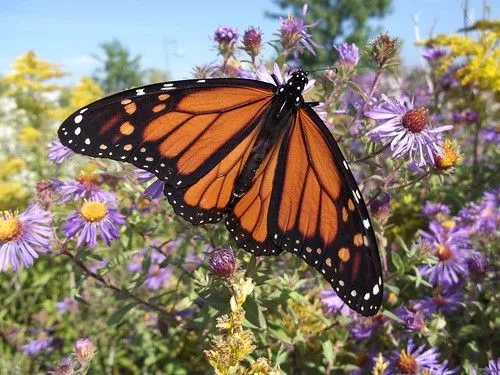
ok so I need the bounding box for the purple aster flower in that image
[484,359,500,375]
[320,290,353,317]
[422,202,450,217]
[23,336,54,356]
[144,264,173,290]
[419,221,476,287]
[48,139,74,164]
[56,173,116,203]
[385,339,440,374]
[278,4,321,56]
[88,258,110,273]
[481,125,500,143]
[209,247,236,278]
[394,306,426,333]
[351,315,387,341]
[0,205,53,272]
[425,360,460,375]
[136,169,165,199]
[413,286,463,316]
[348,347,377,375]
[213,26,239,57]
[422,47,448,62]
[57,297,79,314]
[128,247,167,273]
[243,27,263,58]
[365,95,453,166]
[457,188,499,236]
[335,43,360,66]
[466,255,489,283]
[62,200,125,249]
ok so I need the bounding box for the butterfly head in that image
[278,68,309,105]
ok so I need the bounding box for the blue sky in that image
[1,0,497,84]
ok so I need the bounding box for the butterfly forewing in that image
[58,79,274,189]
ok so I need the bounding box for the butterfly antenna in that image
[309,66,337,74]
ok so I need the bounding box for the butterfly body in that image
[58,67,383,316]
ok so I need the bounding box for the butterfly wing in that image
[58,79,275,224]
[273,107,383,316]
[227,105,382,315]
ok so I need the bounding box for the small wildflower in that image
[419,221,476,287]
[57,297,79,314]
[62,200,125,249]
[434,139,460,171]
[394,306,426,333]
[48,140,74,164]
[23,336,55,356]
[244,358,280,375]
[278,4,321,56]
[422,202,450,217]
[56,171,116,203]
[0,157,25,177]
[369,33,399,68]
[481,124,500,143]
[484,359,500,375]
[335,42,360,67]
[422,360,460,375]
[422,47,448,62]
[0,205,52,272]
[192,63,219,79]
[320,289,353,316]
[413,286,464,316]
[370,192,391,222]
[144,264,173,290]
[373,353,389,375]
[385,340,440,374]
[36,180,57,207]
[209,247,236,278]
[214,26,239,57]
[136,169,165,199]
[242,27,263,59]
[466,255,488,282]
[365,95,453,166]
[50,357,74,375]
[351,314,387,341]
[74,337,95,363]
[18,126,41,144]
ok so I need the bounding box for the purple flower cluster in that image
[23,336,55,356]
[456,188,499,236]
[128,244,174,290]
[136,169,165,199]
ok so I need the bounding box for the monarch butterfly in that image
[58,65,383,316]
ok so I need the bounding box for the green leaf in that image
[391,252,404,273]
[245,297,267,329]
[322,340,335,366]
[382,309,403,323]
[107,302,138,325]
[458,325,483,339]
[346,81,369,101]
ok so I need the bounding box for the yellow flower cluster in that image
[0,157,25,177]
[18,127,41,145]
[0,182,26,210]
[427,26,500,92]
[204,275,279,375]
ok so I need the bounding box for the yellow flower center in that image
[396,350,419,374]
[437,244,453,261]
[0,215,23,242]
[435,139,460,170]
[402,108,428,133]
[80,201,107,222]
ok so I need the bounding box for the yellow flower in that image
[426,28,500,92]
[18,127,41,145]
[243,358,280,375]
[0,157,25,177]
[80,201,107,222]
[0,182,26,210]
[434,139,460,171]
[372,353,389,375]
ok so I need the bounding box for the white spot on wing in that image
[74,127,81,135]
[136,88,145,96]
[74,115,82,123]
[363,219,370,229]
[373,284,380,295]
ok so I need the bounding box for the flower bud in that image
[213,26,239,57]
[243,27,263,58]
[74,337,95,363]
[36,180,56,207]
[335,43,360,67]
[209,247,236,278]
[369,33,399,68]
